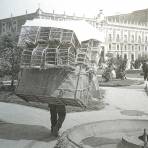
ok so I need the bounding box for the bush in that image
[115,58,127,79]
[102,55,127,81]
[134,59,141,69]
[102,57,114,82]
[102,67,112,82]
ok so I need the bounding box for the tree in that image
[0,58,10,78]
[0,32,22,87]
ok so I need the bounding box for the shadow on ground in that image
[0,120,55,142]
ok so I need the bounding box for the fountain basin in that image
[55,119,148,148]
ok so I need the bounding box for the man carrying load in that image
[49,90,66,137]
[48,104,66,137]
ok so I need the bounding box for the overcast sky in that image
[0,0,148,19]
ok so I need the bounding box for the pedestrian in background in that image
[142,60,148,89]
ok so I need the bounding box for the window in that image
[108,34,112,41]
[124,54,127,60]
[131,54,134,61]
[138,36,141,43]
[12,20,17,32]
[132,45,134,51]
[116,34,120,42]
[139,46,141,51]
[138,54,141,58]
[7,22,11,31]
[117,44,119,50]
[124,35,127,42]
[131,35,134,42]
[145,36,148,43]
[109,44,111,50]
[92,41,99,47]
[125,45,127,50]
[2,23,6,33]
[145,46,147,51]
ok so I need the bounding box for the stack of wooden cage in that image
[16,25,93,107]
[18,26,80,70]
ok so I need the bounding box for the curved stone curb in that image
[54,119,148,148]
[99,81,143,87]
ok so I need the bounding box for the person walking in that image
[142,60,148,89]
[49,90,66,137]
[48,104,66,137]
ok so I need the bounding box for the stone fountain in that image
[55,119,148,148]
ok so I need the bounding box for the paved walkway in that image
[104,84,148,112]
[0,82,148,148]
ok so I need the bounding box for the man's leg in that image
[57,110,66,130]
[53,105,66,136]
[144,72,147,88]
[49,105,57,133]
[146,73,148,89]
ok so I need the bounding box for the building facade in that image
[1,8,148,68]
[103,9,148,68]
[103,20,148,65]
[0,9,42,37]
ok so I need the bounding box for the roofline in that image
[0,12,37,21]
[0,8,95,21]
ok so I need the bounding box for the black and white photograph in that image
[1,0,148,147]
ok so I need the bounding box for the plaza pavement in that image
[0,82,148,148]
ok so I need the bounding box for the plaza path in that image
[104,84,148,112]
[0,83,148,148]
